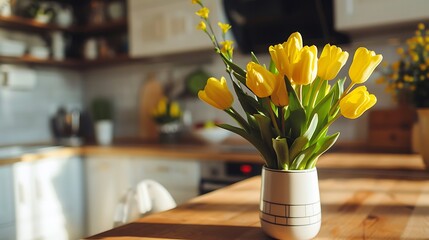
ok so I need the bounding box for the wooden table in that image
[86,154,429,239]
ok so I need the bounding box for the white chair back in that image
[113,179,176,227]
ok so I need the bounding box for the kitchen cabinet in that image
[85,155,201,236]
[85,155,135,235]
[334,0,429,32]
[13,156,84,240]
[0,165,16,239]
[131,157,201,204]
[128,0,223,57]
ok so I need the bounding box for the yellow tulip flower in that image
[269,32,302,79]
[349,47,383,84]
[271,74,289,107]
[195,7,209,19]
[292,45,318,85]
[246,62,277,98]
[198,77,233,110]
[317,44,349,80]
[339,86,377,119]
[218,22,231,34]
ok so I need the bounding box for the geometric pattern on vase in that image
[259,200,321,226]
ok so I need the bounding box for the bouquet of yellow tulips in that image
[377,23,429,107]
[152,97,182,125]
[193,0,382,170]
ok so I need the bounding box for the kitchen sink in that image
[0,145,62,159]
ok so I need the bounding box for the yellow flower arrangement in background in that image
[377,23,429,107]
[152,97,181,125]
[192,0,382,170]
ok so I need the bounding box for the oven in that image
[199,161,263,194]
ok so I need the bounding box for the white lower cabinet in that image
[0,165,16,239]
[13,156,84,240]
[131,157,201,204]
[85,156,201,236]
[85,156,134,235]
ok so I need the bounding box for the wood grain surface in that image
[86,154,429,240]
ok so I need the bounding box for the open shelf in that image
[0,54,133,68]
[0,15,127,34]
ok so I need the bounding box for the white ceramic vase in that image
[95,120,113,145]
[260,167,321,240]
[417,108,429,168]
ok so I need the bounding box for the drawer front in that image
[368,129,411,152]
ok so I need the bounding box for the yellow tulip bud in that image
[340,86,377,119]
[198,77,233,110]
[195,7,209,19]
[292,45,318,85]
[269,32,303,79]
[218,22,231,34]
[317,44,349,80]
[220,40,234,56]
[271,74,289,107]
[246,62,277,98]
[197,21,206,31]
[191,0,201,4]
[349,47,383,84]
[170,102,181,118]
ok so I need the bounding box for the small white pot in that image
[95,120,113,145]
[260,167,321,240]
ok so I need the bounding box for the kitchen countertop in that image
[85,153,429,239]
[0,142,427,171]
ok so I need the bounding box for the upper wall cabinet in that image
[334,0,429,33]
[128,0,223,58]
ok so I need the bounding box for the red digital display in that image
[240,164,252,174]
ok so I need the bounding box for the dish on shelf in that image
[0,39,26,57]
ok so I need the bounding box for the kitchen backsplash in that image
[0,67,83,145]
[0,32,405,145]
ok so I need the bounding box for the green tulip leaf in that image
[220,53,246,78]
[232,72,247,86]
[289,135,309,162]
[290,143,317,170]
[251,52,260,64]
[304,113,318,140]
[273,137,289,170]
[218,123,276,168]
[306,132,340,168]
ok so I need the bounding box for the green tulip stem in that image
[264,98,282,137]
[329,83,355,116]
[279,107,285,136]
[229,107,250,131]
[313,114,341,142]
[297,85,303,103]
[311,79,324,108]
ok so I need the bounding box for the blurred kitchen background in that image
[0,0,428,239]
[2,0,425,147]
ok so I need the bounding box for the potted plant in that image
[377,23,429,168]
[192,1,382,239]
[92,98,114,145]
[152,97,182,143]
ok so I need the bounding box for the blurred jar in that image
[84,38,98,60]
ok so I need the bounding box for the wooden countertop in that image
[86,155,429,239]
